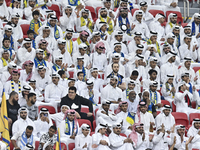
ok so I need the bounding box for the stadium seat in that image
[93,120,96,131]
[81,107,89,113]
[6,1,10,7]
[148,10,164,17]
[38,105,56,114]
[161,22,167,27]
[120,133,127,137]
[171,112,189,127]
[114,8,118,12]
[69,71,74,78]
[48,4,61,19]
[98,73,105,79]
[95,108,99,115]
[85,6,96,20]
[192,101,196,109]
[90,131,95,136]
[53,143,67,150]
[157,111,161,115]
[72,38,77,41]
[193,67,200,73]
[98,97,101,104]
[166,11,183,24]
[131,8,139,16]
[172,101,176,112]
[189,113,200,124]
[35,141,40,150]
[20,24,30,36]
[77,119,92,130]
[161,100,170,106]
[96,7,102,17]
[192,149,199,150]
[181,23,188,27]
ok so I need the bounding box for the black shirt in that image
[60,94,93,113]
[0,100,20,123]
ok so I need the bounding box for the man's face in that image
[94,35,101,42]
[173,29,180,36]
[3,40,10,48]
[142,91,149,101]
[121,104,128,112]
[163,109,170,116]
[79,48,86,55]
[80,35,88,42]
[43,29,50,37]
[150,85,157,92]
[65,33,73,40]
[182,76,189,82]
[150,35,157,42]
[120,2,127,7]
[177,128,185,136]
[112,58,119,63]
[129,91,136,101]
[167,38,174,45]
[136,126,144,134]
[12,94,19,104]
[48,128,56,137]
[184,28,191,35]
[38,69,46,77]
[140,106,147,113]
[29,83,36,90]
[194,17,200,25]
[52,77,59,84]
[112,64,119,73]
[110,78,117,86]
[120,10,128,18]
[134,36,141,44]
[30,95,36,104]
[87,85,93,90]
[26,64,33,73]
[68,114,75,121]
[150,72,157,80]
[113,127,121,135]
[136,15,143,22]
[25,129,33,138]
[170,56,176,62]
[99,128,107,135]
[100,10,107,18]
[24,43,31,49]
[77,59,84,66]
[61,106,69,114]
[163,47,171,54]
[158,17,165,24]
[11,17,19,25]
[102,104,110,112]
[68,81,75,87]
[194,122,200,129]
[104,2,111,9]
[185,61,191,68]
[136,49,142,54]
[115,35,123,42]
[36,53,43,60]
[20,111,27,119]
[50,19,56,27]
[91,71,98,78]
[55,60,62,66]
[12,73,19,81]
[29,0,35,7]
[130,75,138,80]
[184,37,191,45]
[39,43,47,50]
[2,53,9,60]
[0,0,3,6]
[68,90,76,99]
[65,8,72,16]
[114,45,122,53]
[170,17,177,24]
[128,83,135,90]
[82,12,89,19]
[5,30,12,37]
[82,129,90,136]
[58,43,65,50]
[141,5,147,12]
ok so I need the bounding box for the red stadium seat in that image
[53,143,67,150]
[20,24,30,36]
[90,131,95,136]
[193,67,200,73]
[93,120,96,131]
[35,141,40,150]
[189,113,200,124]
[95,108,99,115]
[148,10,164,17]
[171,112,189,127]
[172,101,176,112]
[98,74,105,79]
[192,101,196,109]
[161,100,170,106]
[48,4,61,19]
[182,23,188,27]
[166,11,183,24]
[69,71,74,78]
[114,8,118,12]
[192,149,199,150]
[98,97,101,104]
[93,18,98,22]
[120,133,127,137]
[161,22,167,27]
[81,107,89,113]
[85,6,96,20]
[96,7,102,17]
[38,105,56,114]
[131,8,139,16]
[6,1,10,7]
[157,111,161,115]
[72,38,77,41]
[77,119,92,130]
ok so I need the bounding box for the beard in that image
[82,15,88,19]
[31,100,35,104]
[12,99,18,105]
[121,14,127,18]
[101,14,107,18]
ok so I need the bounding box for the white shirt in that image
[60,14,76,31]
[132,20,150,39]
[34,119,52,139]
[179,43,197,61]
[74,134,92,150]
[75,80,87,94]
[44,83,67,103]
[178,66,196,84]
[89,76,104,92]
[50,112,64,127]
[149,21,165,41]
[33,74,52,92]
[53,49,73,67]
[59,120,79,138]
[90,52,107,71]
[12,117,36,135]
[35,35,56,51]
[80,88,100,105]
[19,69,35,83]
[92,133,111,150]
[72,52,90,68]
[187,125,200,149]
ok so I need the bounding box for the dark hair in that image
[9,91,18,98]
[69,86,77,93]
[26,125,33,131]
[28,92,36,99]
[3,37,10,44]
[58,70,65,77]
[111,63,119,68]
[32,10,39,17]
[27,30,35,35]
[148,69,157,75]
[131,70,139,76]
[50,125,57,131]
[77,71,84,77]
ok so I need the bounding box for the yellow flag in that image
[0,91,10,150]
[56,128,61,150]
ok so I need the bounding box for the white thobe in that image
[80,89,100,105]
[125,98,139,113]
[92,133,111,150]
[187,125,200,149]
[135,112,155,132]
[155,113,175,131]
[33,74,52,93]
[149,21,165,41]
[74,134,92,150]
[110,40,128,55]
[59,78,68,89]
[11,23,23,40]
[132,20,150,39]
[161,83,175,102]
[127,40,147,54]
[35,35,56,51]
[48,25,63,40]
[90,52,107,72]
[12,117,36,135]
[89,77,104,92]
[19,69,35,83]
[125,78,141,94]
[143,79,160,90]
[135,132,152,150]
[1,71,10,85]
[174,134,189,150]
[50,112,64,127]
[105,63,125,79]
[179,43,197,61]
[74,80,87,94]
[72,52,90,68]
[165,22,177,35]
[178,66,196,84]
[109,132,134,150]
[60,15,76,31]
[142,11,154,26]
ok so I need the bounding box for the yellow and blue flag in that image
[56,128,61,150]
[126,112,135,125]
[0,91,10,150]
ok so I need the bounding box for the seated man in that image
[28,79,44,102]
[19,60,34,82]
[92,122,111,150]
[34,108,53,140]
[60,87,93,125]
[59,110,79,146]
[165,13,178,34]
[187,118,200,149]
[109,122,134,150]
[12,107,35,135]
[96,100,117,127]
[11,126,35,149]
[74,124,92,150]
[38,125,57,150]
[18,85,31,107]
[125,90,139,113]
